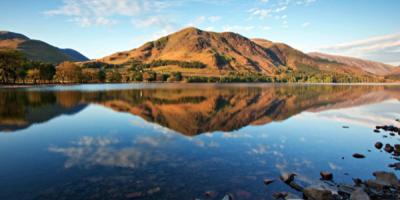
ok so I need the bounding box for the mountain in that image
[251,39,366,75]
[0,31,89,64]
[308,52,395,75]
[60,48,89,61]
[99,27,281,74]
[98,27,370,77]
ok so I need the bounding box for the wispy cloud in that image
[247,0,316,30]
[319,33,400,65]
[44,0,170,27]
[249,8,271,19]
[302,22,310,28]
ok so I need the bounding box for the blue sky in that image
[1,0,399,65]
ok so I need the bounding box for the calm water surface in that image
[0,84,399,200]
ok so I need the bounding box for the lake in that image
[0,83,399,200]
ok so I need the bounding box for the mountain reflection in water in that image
[1,84,400,200]
[1,84,399,135]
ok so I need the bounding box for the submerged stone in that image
[384,144,394,153]
[272,192,288,199]
[320,172,333,181]
[303,187,334,200]
[388,162,400,170]
[373,171,400,188]
[222,193,234,200]
[352,153,365,159]
[374,142,383,149]
[350,188,370,200]
[280,173,296,183]
[263,178,275,185]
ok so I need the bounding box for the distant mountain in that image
[308,52,395,76]
[60,48,89,61]
[98,27,371,78]
[0,31,89,64]
[251,39,366,75]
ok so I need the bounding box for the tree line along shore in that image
[0,50,390,85]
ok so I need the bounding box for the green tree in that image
[39,63,56,83]
[0,50,24,84]
[97,70,106,82]
[16,68,27,84]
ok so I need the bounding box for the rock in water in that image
[303,187,334,200]
[384,144,394,153]
[272,192,288,199]
[388,162,400,170]
[204,191,216,198]
[352,153,365,159]
[375,142,383,149]
[222,194,234,200]
[320,172,333,181]
[350,188,370,200]
[263,178,275,185]
[373,171,400,188]
[280,173,296,183]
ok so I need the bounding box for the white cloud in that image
[249,8,271,19]
[275,6,287,13]
[302,22,310,27]
[45,0,170,27]
[320,33,400,65]
[296,0,317,5]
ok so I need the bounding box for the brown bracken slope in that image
[308,52,396,75]
[98,27,371,76]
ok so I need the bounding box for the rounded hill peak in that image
[0,31,29,40]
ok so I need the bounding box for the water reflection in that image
[0,84,400,200]
[1,84,399,135]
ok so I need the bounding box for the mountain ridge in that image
[0,31,89,64]
[308,52,395,75]
[97,27,375,79]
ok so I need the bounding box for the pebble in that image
[263,178,275,186]
[303,187,334,200]
[374,142,383,149]
[384,144,394,153]
[272,192,288,199]
[352,153,365,159]
[222,193,234,200]
[280,173,296,183]
[350,188,370,200]
[320,172,333,181]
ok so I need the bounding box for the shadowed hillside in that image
[0,31,89,63]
